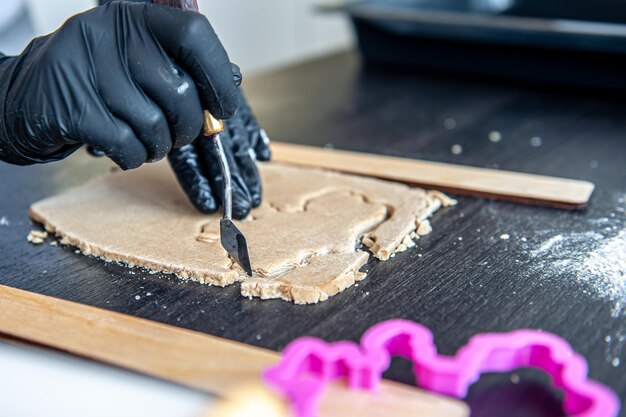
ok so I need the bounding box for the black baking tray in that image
[322,0,626,91]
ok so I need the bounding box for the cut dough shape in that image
[30,162,455,304]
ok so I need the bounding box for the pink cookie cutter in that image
[263,319,620,417]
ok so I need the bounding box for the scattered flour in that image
[536,234,563,253]
[444,118,457,130]
[528,227,626,367]
[580,230,626,319]
[581,230,626,368]
[489,131,502,143]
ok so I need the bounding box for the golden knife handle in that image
[203,110,225,137]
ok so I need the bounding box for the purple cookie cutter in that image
[263,319,619,417]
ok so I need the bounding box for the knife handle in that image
[203,111,225,137]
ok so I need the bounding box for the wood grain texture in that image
[0,285,468,417]
[0,52,624,417]
[0,284,275,396]
[271,142,594,209]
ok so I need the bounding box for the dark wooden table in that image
[1,51,624,416]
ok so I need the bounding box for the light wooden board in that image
[271,142,595,210]
[0,285,274,395]
[0,285,468,417]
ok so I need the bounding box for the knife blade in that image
[151,0,253,276]
[202,111,253,276]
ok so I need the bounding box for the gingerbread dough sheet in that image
[30,162,455,304]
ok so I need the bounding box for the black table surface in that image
[1,51,624,416]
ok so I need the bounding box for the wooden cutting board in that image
[0,285,469,417]
[271,142,594,210]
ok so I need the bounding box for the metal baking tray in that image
[321,0,626,91]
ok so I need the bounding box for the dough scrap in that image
[29,162,455,304]
[27,230,48,245]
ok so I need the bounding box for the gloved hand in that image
[169,90,271,219]
[0,1,270,219]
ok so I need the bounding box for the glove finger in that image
[225,117,262,208]
[77,101,148,170]
[233,146,263,208]
[86,146,105,157]
[126,39,203,148]
[89,22,174,163]
[145,4,238,119]
[198,136,252,220]
[237,92,271,161]
[254,128,272,162]
[99,79,172,163]
[232,63,242,87]
[168,143,218,213]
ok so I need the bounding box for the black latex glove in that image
[0,1,271,219]
[0,0,241,163]
[101,0,272,219]
[168,89,271,219]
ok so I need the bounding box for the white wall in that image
[0,342,210,417]
[199,0,353,73]
[24,0,95,36]
[12,0,353,74]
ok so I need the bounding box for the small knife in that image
[151,0,253,276]
[202,111,253,276]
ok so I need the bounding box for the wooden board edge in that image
[270,142,595,210]
[0,285,469,417]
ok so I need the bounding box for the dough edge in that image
[28,166,456,305]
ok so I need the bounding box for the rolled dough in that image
[29,162,455,304]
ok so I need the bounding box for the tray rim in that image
[318,1,626,40]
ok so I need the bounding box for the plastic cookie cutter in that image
[263,319,620,417]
